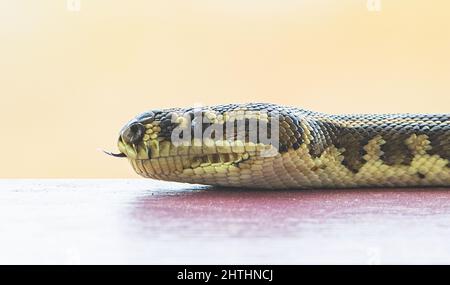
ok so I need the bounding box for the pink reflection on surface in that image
[132,188,450,238]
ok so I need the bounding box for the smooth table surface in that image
[1,179,450,264]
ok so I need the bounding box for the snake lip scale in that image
[111,103,449,189]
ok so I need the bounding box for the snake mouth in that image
[119,137,254,177]
[111,121,258,178]
[186,152,250,168]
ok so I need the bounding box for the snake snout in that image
[121,122,146,145]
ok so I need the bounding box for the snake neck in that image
[293,112,450,174]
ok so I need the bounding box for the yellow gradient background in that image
[1,0,449,178]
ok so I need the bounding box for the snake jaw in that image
[118,128,260,182]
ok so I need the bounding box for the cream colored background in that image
[0,0,449,178]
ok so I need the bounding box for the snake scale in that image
[113,103,450,189]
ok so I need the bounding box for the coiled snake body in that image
[115,103,449,189]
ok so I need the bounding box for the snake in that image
[109,103,450,189]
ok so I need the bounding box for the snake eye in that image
[121,122,146,144]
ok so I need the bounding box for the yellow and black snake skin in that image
[113,103,449,189]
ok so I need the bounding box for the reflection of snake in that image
[111,103,449,189]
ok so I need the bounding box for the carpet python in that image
[110,103,449,189]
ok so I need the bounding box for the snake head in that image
[115,104,296,187]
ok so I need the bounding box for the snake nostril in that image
[121,122,146,144]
